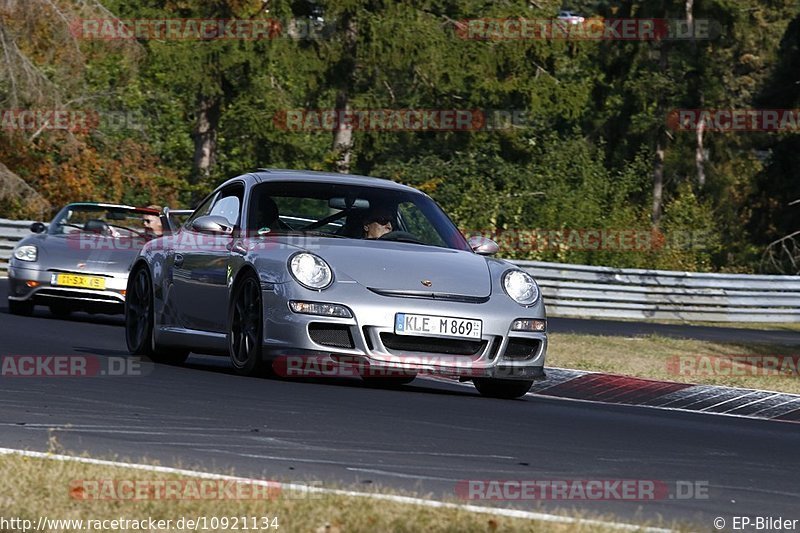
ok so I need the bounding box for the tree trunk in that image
[686,0,707,187]
[695,118,706,187]
[332,92,353,173]
[652,139,665,224]
[652,40,669,225]
[191,94,221,185]
[331,14,357,174]
[685,0,694,27]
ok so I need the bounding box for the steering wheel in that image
[378,230,424,244]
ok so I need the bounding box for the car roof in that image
[235,169,420,193]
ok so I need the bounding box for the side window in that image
[209,194,241,227]
[185,192,218,229]
[184,183,244,230]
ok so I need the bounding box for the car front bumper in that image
[8,264,127,310]
[261,280,547,381]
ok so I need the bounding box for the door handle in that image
[228,241,248,255]
[174,253,184,267]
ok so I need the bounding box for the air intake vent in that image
[308,323,354,349]
[380,333,486,356]
[503,338,541,360]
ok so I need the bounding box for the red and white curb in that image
[428,368,800,423]
[529,368,800,423]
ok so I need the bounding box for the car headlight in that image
[502,269,540,305]
[13,245,38,262]
[289,253,333,290]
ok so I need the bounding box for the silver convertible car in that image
[125,170,547,398]
[7,203,164,317]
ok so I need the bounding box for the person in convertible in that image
[142,204,164,238]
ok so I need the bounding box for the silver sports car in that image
[125,170,547,398]
[7,203,164,317]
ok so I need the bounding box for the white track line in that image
[0,447,671,532]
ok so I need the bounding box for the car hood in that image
[311,239,492,298]
[21,234,142,275]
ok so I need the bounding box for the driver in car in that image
[362,207,394,239]
[142,205,164,238]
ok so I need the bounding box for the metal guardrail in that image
[516,260,800,322]
[2,219,799,322]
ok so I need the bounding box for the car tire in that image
[473,378,533,399]
[8,299,34,316]
[228,272,269,377]
[125,265,189,365]
[49,303,71,318]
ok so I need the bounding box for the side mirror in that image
[191,215,234,235]
[468,236,499,256]
[30,222,46,234]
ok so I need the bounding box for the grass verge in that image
[0,453,691,533]
[548,333,800,394]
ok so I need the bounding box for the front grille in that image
[503,338,541,360]
[308,323,355,349]
[380,333,486,356]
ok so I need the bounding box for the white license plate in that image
[394,313,482,340]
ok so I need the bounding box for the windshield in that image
[248,181,471,251]
[49,205,153,238]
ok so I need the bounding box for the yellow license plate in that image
[54,274,106,290]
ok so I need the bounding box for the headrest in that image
[258,196,279,224]
[84,219,110,234]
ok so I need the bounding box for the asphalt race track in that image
[1,279,799,528]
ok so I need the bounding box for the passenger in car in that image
[142,205,164,238]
